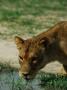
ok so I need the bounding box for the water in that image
[0,69,44,90]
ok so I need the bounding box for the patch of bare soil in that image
[0,40,20,69]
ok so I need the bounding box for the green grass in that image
[40,73,67,90]
[0,0,67,40]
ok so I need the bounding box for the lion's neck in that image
[45,41,67,64]
[36,22,64,44]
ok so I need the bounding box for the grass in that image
[40,73,67,90]
[0,0,67,40]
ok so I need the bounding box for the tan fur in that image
[15,21,67,80]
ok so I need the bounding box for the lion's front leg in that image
[63,65,67,75]
[60,64,67,75]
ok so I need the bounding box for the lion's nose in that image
[23,73,30,80]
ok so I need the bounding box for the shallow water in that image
[0,69,45,90]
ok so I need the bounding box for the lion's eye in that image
[19,56,23,60]
[19,56,23,64]
[32,60,37,64]
[32,57,38,64]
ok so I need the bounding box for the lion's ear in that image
[14,36,24,50]
[39,37,49,47]
[15,36,24,44]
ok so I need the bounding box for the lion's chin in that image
[19,71,36,80]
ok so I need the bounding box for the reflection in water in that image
[0,69,43,90]
[16,74,43,90]
[25,81,34,90]
[25,79,41,90]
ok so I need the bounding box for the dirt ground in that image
[0,40,19,69]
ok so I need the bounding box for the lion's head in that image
[15,36,49,80]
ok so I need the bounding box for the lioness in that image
[15,21,67,80]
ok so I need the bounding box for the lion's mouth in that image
[24,75,31,80]
[19,71,35,80]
